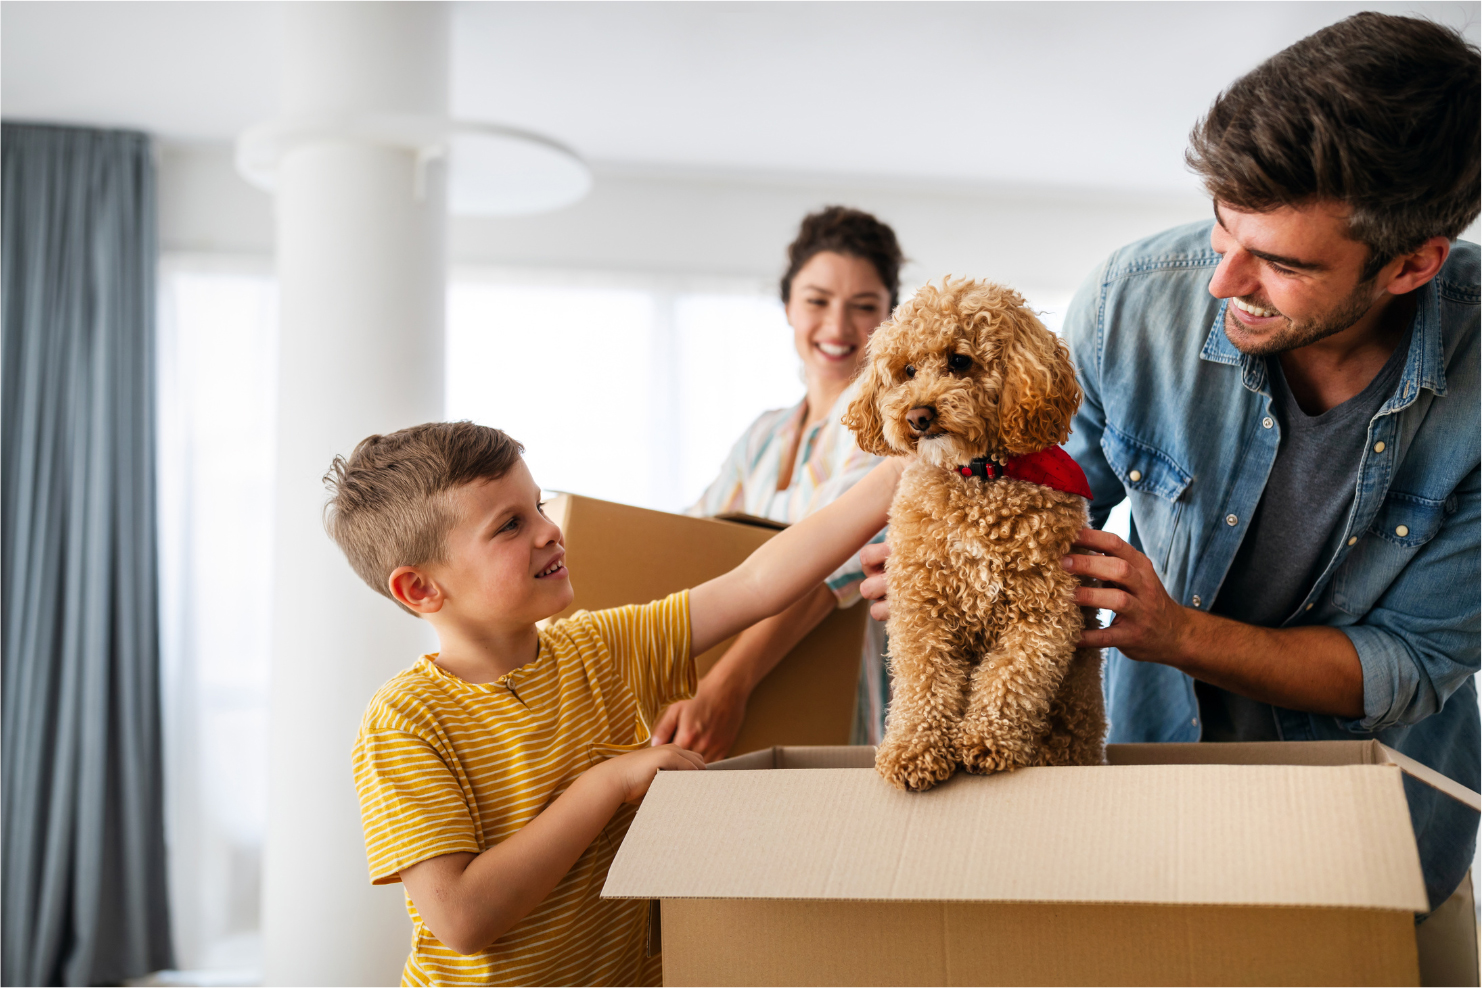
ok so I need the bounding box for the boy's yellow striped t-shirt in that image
[352,592,693,987]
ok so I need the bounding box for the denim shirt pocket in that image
[1101,424,1194,572]
[1332,491,1450,615]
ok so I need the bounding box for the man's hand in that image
[597,744,706,804]
[1061,527,1192,663]
[650,680,747,763]
[859,540,891,622]
[1063,527,1364,717]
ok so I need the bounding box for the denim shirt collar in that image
[1198,281,1449,406]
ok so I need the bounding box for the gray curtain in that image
[2,123,172,986]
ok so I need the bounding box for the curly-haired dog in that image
[843,278,1106,792]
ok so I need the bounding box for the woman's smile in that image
[814,340,857,361]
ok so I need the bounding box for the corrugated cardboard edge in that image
[1376,742,1482,813]
[708,745,876,771]
[706,747,779,771]
[1110,739,1481,812]
[646,898,661,958]
[717,743,1481,809]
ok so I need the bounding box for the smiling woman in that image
[651,207,904,757]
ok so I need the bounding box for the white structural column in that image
[261,4,448,985]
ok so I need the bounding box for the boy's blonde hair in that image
[324,421,524,614]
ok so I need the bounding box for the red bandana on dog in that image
[958,446,1094,501]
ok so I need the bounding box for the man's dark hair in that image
[1187,12,1480,279]
[781,206,906,308]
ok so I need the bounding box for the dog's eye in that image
[904,365,916,379]
[948,354,972,373]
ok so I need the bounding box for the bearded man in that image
[857,12,1479,913]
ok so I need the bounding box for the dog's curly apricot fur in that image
[842,277,1106,792]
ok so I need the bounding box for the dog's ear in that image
[997,306,1081,457]
[841,353,895,457]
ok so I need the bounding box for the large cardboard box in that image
[604,741,1480,986]
[543,494,867,754]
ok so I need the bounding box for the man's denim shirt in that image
[1063,221,1479,909]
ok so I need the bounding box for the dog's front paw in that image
[875,733,957,791]
[956,732,1034,775]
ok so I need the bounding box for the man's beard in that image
[1223,278,1378,356]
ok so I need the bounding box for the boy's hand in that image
[598,745,705,804]
[651,679,747,763]
[859,540,892,622]
[399,743,701,955]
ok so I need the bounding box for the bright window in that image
[673,293,800,510]
[445,274,804,513]
[156,261,278,983]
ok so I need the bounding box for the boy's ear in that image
[389,566,444,615]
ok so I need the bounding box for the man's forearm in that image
[1069,528,1366,719]
[1164,609,1365,718]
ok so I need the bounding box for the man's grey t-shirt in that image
[1198,328,1412,742]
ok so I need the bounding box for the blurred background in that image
[3,2,1477,985]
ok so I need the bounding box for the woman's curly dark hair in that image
[781,206,905,308]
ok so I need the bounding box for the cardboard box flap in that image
[1110,740,1482,812]
[708,746,876,771]
[1109,740,1384,767]
[1375,744,1482,813]
[604,763,1428,911]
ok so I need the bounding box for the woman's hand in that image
[859,540,892,622]
[650,676,748,763]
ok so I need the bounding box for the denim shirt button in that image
[1348,536,1358,546]
[1191,594,1202,607]
[1225,513,1238,526]
[1128,469,1142,482]
[1373,441,1386,453]
[1262,416,1274,429]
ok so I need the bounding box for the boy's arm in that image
[399,745,703,955]
[688,458,904,658]
[652,582,836,760]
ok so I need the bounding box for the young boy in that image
[328,421,900,986]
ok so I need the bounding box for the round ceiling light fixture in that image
[236,114,592,217]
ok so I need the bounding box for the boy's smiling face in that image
[390,458,574,631]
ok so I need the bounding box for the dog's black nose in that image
[907,406,937,434]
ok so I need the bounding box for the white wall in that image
[161,141,1482,304]
[159,142,1216,299]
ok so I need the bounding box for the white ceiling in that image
[4,1,1478,193]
